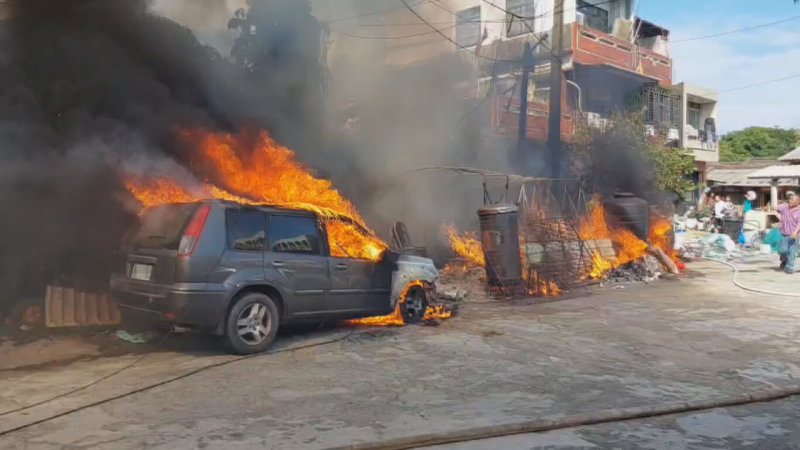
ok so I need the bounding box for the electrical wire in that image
[718,73,800,93]
[454,29,505,124]
[399,0,519,63]
[0,330,173,418]
[485,0,616,21]
[324,4,407,24]
[0,329,355,437]
[672,14,800,43]
[330,23,458,40]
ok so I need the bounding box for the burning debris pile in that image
[440,182,680,299]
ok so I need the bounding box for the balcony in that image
[571,20,672,86]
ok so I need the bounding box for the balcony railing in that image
[571,23,672,85]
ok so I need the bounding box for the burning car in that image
[110,200,438,354]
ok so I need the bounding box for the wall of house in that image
[314,0,638,68]
[672,82,719,162]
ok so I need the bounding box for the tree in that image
[572,112,697,201]
[719,126,800,162]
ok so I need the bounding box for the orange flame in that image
[443,225,484,266]
[578,200,676,278]
[649,214,677,261]
[123,129,386,261]
[343,281,449,326]
[578,202,647,278]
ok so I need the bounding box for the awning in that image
[707,168,795,187]
[747,165,800,180]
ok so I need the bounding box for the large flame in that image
[443,225,485,267]
[344,281,451,326]
[578,201,674,278]
[124,129,386,261]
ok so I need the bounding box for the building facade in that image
[315,0,719,161]
[671,82,719,163]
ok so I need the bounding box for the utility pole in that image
[546,0,564,177]
[516,42,534,167]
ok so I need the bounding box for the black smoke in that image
[0,0,327,311]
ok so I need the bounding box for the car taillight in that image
[178,204,211,256]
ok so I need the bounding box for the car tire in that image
[400,285,428,324]
[225,292,280,355]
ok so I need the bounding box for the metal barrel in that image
[604,193,649,242]
[478,204,522,287]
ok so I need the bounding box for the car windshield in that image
[125,203,198,249]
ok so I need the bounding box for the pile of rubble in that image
[603,254,664,283]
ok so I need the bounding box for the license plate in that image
[130,263,153,281]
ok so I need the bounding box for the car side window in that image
[226,209,266,251]
[268,215,321,255]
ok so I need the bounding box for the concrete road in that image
[2,258,800,449]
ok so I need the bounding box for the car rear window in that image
[126,203,198,250]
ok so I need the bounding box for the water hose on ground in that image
[331,384,800,450]
[325,259,800,450]
[703,257,800,297]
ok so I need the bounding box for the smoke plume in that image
[0,0,327,309]
[0,0,520,311]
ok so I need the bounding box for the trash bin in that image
[721,218,743,242]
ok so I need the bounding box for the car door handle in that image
[335,263,348,271]
[272,261,284,268]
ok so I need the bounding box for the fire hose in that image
[703,257,800,297]
[324,383,800,450]
[0,329,355,437]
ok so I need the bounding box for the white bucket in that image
[759,244,772,255]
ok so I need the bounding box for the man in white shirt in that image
[713,195,727,232]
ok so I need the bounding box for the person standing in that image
[777,194,800,274]
[713,195,726,232]
[744,191,757,212]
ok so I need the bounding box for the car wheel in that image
[400,285,428,324]
[225,292,280,355]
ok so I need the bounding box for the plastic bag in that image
[764,227,783,252]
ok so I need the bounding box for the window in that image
[227,209,266,251]
[127,203,197,250]
[506,0,534,37]
[268,215,322,255]
[687,101,702,130]
[455,6,481,47]
[578,0,609,33]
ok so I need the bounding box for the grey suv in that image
[110,200,438,354]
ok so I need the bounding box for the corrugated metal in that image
[778,147,800,162]
[747,165,800,180]
[707,169,796,187]
[45,286,121,328]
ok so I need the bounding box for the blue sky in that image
[638,0,800,133]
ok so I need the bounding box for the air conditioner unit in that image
[575,12,586,26]
[586,112,602,128]
[667,128,680,141]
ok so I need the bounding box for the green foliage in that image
[719,126,800,162]
[572,112,697,200]
[647,147,697,198]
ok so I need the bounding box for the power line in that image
[672,14,800,43]
[330,23,459,40]
[480,0,564,66]
[398,0,519,63]
[719,73,800,93]
[324,4,407,24]
[456,38,505,124]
